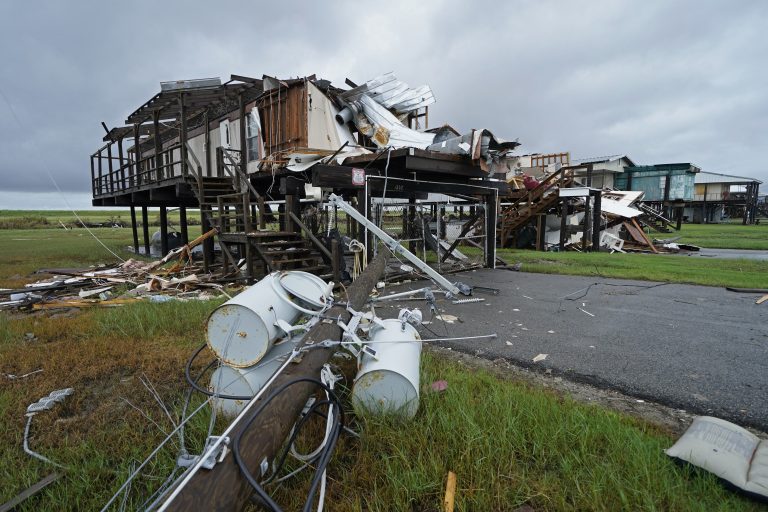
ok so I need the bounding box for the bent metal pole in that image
[161,249,391,512]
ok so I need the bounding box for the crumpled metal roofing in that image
[338,73,435,114]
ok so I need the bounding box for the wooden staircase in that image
[637,204,676,233]
[185,146,331,281]
[498,167,575,247]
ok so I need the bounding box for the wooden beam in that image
[0,472,61,512]
[179,206,188,244]
[162,250,391,511]
[289,212,332,262]
[141,206,151,256]
[159,206,169,256]
[130,206,139,253]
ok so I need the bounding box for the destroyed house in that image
[572,155,636,189]
[90,73,517,282]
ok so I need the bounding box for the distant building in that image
[684,171,762,223]
[572,155,636,189]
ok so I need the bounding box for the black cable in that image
[262,399,335,485]
[232,378,344,512]
[185,342,254,401]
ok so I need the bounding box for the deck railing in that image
[90,142,187,197]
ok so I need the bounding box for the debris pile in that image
[0,235,230,312]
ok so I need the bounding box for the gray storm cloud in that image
[0,0,766,200]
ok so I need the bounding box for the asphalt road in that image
[378,269,768,431]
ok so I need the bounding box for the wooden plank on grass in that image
[444,471,457,512]
[0,472,61,512]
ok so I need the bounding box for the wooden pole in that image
[163,250,391,511]
[141,207,150,256]
[591,190,602,251]
[160,206,169,257]
[179,206,189,245]
[485,193,497,268]
[179,93,188,177]
[130,206,139,254]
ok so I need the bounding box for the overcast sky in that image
[1,0,766,209]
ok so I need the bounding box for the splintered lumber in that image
[0,472,61,512]
[162,249,391,511]
[444,471,457,512]
[756,294,768,305]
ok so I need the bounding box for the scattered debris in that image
[430,380,448,393]
[533,354,548,363]
[1,240,230,313]
[666,416,768,500]
[578,307,595,317]
[4,368,43,380]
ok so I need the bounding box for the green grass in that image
[270,352,760,511]
[0,209,201,229]
[498,249,768,288]
[0,228,136,287]
[1,314,759,512]
[677,222,768,250]
[0,213,764,509]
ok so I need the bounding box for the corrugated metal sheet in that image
[339,73,435,114]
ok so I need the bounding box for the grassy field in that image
[0,228,136,288]
[0,214,764,509]
[0,209,200,230]
[676,222,768,250]
[1,304,761,511]
[498,249,768,288]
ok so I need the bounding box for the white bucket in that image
[352,319,422,418]
[206,271,331,368]
[209,338,299,416]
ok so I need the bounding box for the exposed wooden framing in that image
[201,205,213,272]
[179,206,188,244]
[559,199,569,251]
[591,190,602,251]
[485,194,498,268]
[153,110,163,181]
[97,148,103,195]
[161,250,390,511]
[238,91,247,176]
[130,206,139,253]
[179,93,188,177]
[289,212,332,262]
[89,155,95,195]
[257,196,266,229]
[441,213,482,263]
[117,137,125,189]
[132,123,140,187]
[159,206,169,256]
[141,206,150,256]
[107,142,114,193]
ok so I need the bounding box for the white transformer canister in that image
[206,271,331,368]
[209,338,299,417]
[352,318,422,418]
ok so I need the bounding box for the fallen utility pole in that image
[160,249,391,511]
[328,193,471,297]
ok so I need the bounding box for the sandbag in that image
[666,416,768,500]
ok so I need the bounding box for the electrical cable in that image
[232,377,344,512]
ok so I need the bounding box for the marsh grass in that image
[497,249,768,288]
